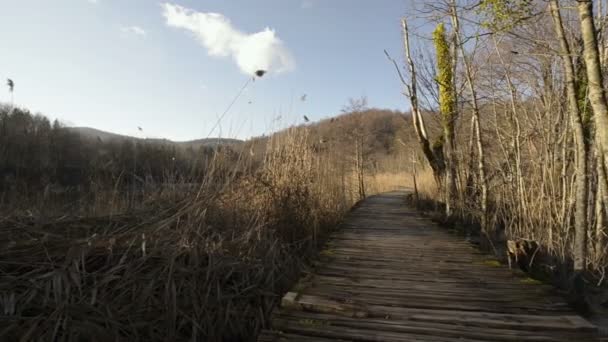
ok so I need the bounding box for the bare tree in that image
[393,19,444,187]
[550,0,589,273]
[342,96,369,200]
[578,0,608,185]
[449,0,489,232]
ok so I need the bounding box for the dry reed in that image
[0,127,372,341]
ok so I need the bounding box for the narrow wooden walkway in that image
[258,192,598,341]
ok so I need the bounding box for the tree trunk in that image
[578,0,608,193]
[552,0,588,272]
[595,157,606,263]
[450,1,488,232]
[433,22,458,217]
[357,139,366,200]
[400,18,444,186]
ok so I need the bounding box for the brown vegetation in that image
[0,101,412,340]
[397,0,608,312]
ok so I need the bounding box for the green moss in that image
[520,277,543,285]
[433,23,456,137]
[320,249,335,256]
[476,0,533,31]
[482,260,501,267]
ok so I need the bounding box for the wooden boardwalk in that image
[258,192,598,341]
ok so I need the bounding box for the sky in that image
[0,0,413,141]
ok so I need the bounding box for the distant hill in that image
[68,127,243,148]
[67,127,133,143]
[239,108,417,171]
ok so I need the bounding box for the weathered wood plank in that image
[257,192,598,341]
[310,275,560,295]
[258,330,352,342]
[306,286,566,308]
[280,293,594,331]
[307,283,560,302]
[271,311,585,342]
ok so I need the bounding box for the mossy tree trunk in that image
[433,22,458,217]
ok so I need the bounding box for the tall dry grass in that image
[363,169,437,198]
[0,126,380,341]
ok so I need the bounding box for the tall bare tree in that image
[449,0,489,232]
[550,0,588,273]
[392,19,444,186]
[578,0,608,179]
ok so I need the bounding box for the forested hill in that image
[244,107,422,170]
[68,127,243,147]
[0,103,415,197]
[0,105,243,193]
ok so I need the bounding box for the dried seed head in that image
[255,70,266,77]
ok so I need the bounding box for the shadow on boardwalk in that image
[258,191,598,341]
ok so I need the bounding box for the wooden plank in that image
[257,192,598,341]
[270,318,486,342]
[307,283,560,302]
[258,330,351,342]
[310,275,559,295]
[306,286,566,308]
[288,293,574,320]
[271,312,584,342]
[280,296,593,331]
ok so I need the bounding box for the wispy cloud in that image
[121,26,147,37]
[87,0,99,4]
[301,0,314,9]
[161,3,295,76]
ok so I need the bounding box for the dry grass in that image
[0,127,370,341]
[412,168,438,200]
[364,171,410,194]
[0,210,297,341]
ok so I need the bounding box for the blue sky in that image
[0,0,413,141]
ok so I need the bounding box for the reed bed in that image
[0,127,371,341]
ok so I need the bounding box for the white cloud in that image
[301,0,314,9]
[121,26,147,37]
[87,0,99,4]
[161,3,295,76]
